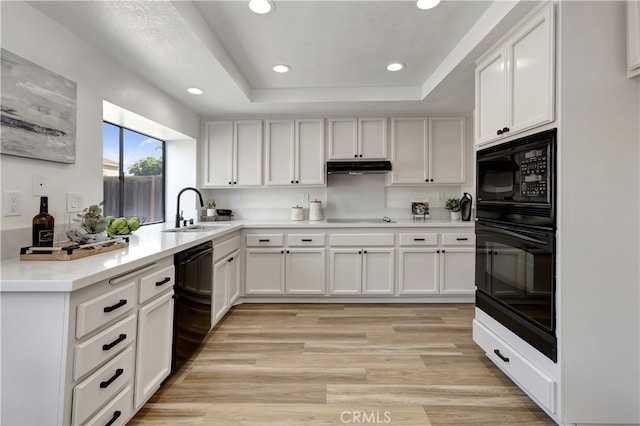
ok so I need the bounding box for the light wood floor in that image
[130,303,555,425]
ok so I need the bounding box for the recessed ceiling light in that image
[386,63,405,72]
[249,0,274,14]
[417,0,441,10]
[273,64,291,73]
[187,87,204,95]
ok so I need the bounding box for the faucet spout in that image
[175,187,205,228]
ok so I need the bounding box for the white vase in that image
[450,211,461,220]
[206,208,216,217]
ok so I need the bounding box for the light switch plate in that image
[33,174,47,196]
[67,192,84,212]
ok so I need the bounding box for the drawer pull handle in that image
[103,299,127,313]
[301,239,313,242]
[102,334,127,351]
[155,277,171,287]
[105,410,122,426]
[259,239,270,242]
[456,237,469,241]
[493,349,510,363]
[413,238,425,241]
[99,368,124,389]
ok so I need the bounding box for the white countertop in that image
[0,219,474,293]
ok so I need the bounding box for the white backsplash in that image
[206,174,473,221]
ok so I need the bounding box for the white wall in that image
[558,1,640,423]
[0,2,200,256]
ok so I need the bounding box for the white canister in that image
[309,200,323,221]
[291,206,304,221]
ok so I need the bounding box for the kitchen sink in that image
[326,218,396,224]
[162,224,231,233]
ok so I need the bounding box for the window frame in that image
[103,121,166,225]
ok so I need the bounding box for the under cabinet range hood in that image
[327,160,392,175]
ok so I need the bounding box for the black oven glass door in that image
[476,221,555,333]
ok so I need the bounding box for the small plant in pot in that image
[74,202,110,234]
[445,197,462,220]
[205,198,216,217]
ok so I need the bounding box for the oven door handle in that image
[478,223,550,246]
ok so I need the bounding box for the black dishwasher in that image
[172,241,213,373]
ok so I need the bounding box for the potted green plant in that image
[445,197,462,220]
[73,202,110,234]
[205,198,216,217]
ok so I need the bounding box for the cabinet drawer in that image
[139,264,174,304]
[246,234,284,247]
[473,320,556,413]
[330,234,394,247]
[82,385,133,426]
[74,314,137,381]
[441,233,475,246]
[72,346,135,426]
[287,234,326,247]
[214,235,241,261]
[399,233,438,246]
[76,282,137,339]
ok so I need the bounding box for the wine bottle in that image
[32,196,55,247]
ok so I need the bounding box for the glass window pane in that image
[102,122,121,218]
[122,129,164,224]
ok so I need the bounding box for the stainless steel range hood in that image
[327,160,392,174]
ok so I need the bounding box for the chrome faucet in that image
[175,187,205,228]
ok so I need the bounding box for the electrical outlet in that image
[234,194,242,205]
[33,174,47,196]
[302,192,310,203]
[3,191,21,216]
[436,192,445,202]
[67,192,85,212]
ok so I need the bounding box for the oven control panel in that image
[520,149,548,197]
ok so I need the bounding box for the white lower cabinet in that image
[398,248,439,294]
[134,290,174,409]
[329,248,394,295]
[439,248,475,295]
[245,233,326,295]
[212,250,240,323]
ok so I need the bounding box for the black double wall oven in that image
[475,129,557,361]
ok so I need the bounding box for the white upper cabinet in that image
[202,120,262,187]
[265,118,325,186]
[475,3,555,145]
[328,117,388,160]
[628,0,640,78]
[389,116,466,185]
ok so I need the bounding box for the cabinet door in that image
[398,248,439,294]
[362,248,395,294]
[286,248,326,294]
[475,48,507,145]
[296,119,325,185]
[358,117,388,159]
[265,119,295,186]
[135,290,173,409]
[203,121,233,187]
[245,249,285,294]
[328,118,357,159]
[227,250,241,305]
[212,257,229,324]
[329,249,362,294]
[429,117,466,184]
[507,4,554,135]
[390,117,428,184]
[440,248,475,295]
[234,120,263,186]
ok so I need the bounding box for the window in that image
[102,122,165,224]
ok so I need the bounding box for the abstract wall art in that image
[1,48,77,163]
